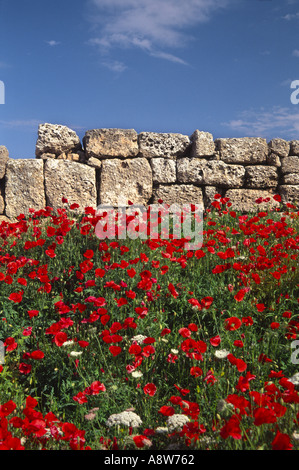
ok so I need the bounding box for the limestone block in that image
[150,158,176,183]
[281,156,299,174]
[267,153,281,167]
[177,158,245,188]
[5,159,45,218]
[283,173,299,185]
[279,185,299,205]
[290,141,299,156]
[35,123,82,157]
[44,159,97,211]
[83,128,138,160]
[224,189,280,213]
[99,158,152,206]
[87,157,102,169]
[268,138,290,157]
[190,130,215,157]
[138,132,190,158]
[245,165,278,189]
[152,184,204,206]
[0,146,9,179]
[215,137,268,165]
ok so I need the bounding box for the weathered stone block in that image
[0,146,9,179]
[245,165,278,189]
[224,189,280,212]
[152,184,203,206]
[138,132,190,158]
[215,137,268,165]
[290,141,299,156]
[150,158,176,183]
[83,128,138,160]
[87,157,102,169]
[5,159,46,218]
[35,123,82,157]
[177,158,245,188]
[267,153,281,167]
[283,173,299,185]
[44,160,97,211]
[281,156,299,174]
[99,158,152,206]
[279,185,299,205]
[190,130,215,157]
[268,138,290,157]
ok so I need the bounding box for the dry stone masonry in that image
[0,123,298,219]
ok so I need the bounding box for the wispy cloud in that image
[0,119,42,129]
[222,106,299,139]
[45,40,60,47]
[101,59,127,73]
[282,11,299,20]
[87,0,231,68]
[292,49,299,57]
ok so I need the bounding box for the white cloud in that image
[222,106,299,139]
[282,11,299,20]
[45,40,60,47]
[0,119,42,129]
[87,0,231,68]
[222,106,299,138]
[292,49,299,57]
[101,59,128,72]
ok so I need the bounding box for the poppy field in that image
[0,193,298,451]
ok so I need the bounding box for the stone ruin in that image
[0,123,298,221]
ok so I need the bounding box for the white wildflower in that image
[61,340,75,347]
[131,370,143,378]
[69,351,83,357]
[106,411,142,428]
[166,414,190,433]
[155,427,169,434]
[171,349,179,354]
[130,335,147,345]
[214,349,230,359]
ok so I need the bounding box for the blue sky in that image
[0,0,299,158]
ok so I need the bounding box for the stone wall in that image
[0,123,299,220]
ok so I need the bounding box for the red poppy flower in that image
[158,406,175,416]
[28,310,39,319]
[29,350,44,360]
[190,366,203,377]
[272,430,293,450]
[210,335,221,347]
[143,383,157,397]
[234,288,248,302]
[109,345,122,357]
[220,414,242,440]
[4,336,18,351]
[179,327,191,338]
[0,400,16,417]
[8,291,23,303]
[19,363,32,374]
[133,435,151,448]
[224,317,242,331]
[253,407,276,426]
[54,331,68,347]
